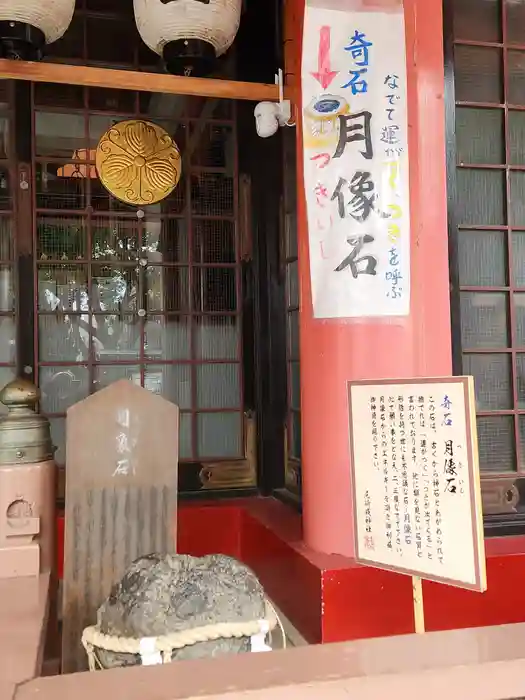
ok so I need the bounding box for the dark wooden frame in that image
[235,0,288,496]
[3,0,292,503]
[443,0,525,535]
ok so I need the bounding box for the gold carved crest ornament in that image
[95,119,182,206]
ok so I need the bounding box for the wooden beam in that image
[0,59,281,102]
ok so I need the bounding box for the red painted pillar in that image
[295,0,452,556]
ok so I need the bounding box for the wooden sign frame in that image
[347,376,486,594]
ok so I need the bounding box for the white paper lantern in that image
[0,0,75,59]
[134,0,242,76]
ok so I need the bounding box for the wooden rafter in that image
[0,59,281,102]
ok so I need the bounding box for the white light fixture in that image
[0,0,75,60]
[254,70,294,139]
[134,0,242,77]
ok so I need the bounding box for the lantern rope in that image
[81,598,285,670]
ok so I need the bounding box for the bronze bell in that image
[0,379,54,465]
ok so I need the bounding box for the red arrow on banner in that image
[311,26,338,90]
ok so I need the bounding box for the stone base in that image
[0,544,39,579]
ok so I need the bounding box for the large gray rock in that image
[94,553,267,668]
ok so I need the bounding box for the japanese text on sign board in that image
[350,379,486,591]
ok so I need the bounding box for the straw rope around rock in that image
[82,598,285,670]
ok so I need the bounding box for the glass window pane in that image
[147,266,190,313]
[477,416,516,472]
[34,82,84,110]
[508,50,525,105]
[141,219,188,264]
[289,361,300,410]
[196,363,240,409]
[39,365,89,413]
[454,0,501,42]
[0,367,15,414]
[0,108,10,160]
[195,316,239,360]
[85,0,132,16]
[0,218,13,261]
[179,413,192,459]
[88,87,135,113]
[191,173,234,217]
[91,265,138,313]
[93,315,140,361]
[38,265,88,311]
[509,110,525,165]
[186,97,233,120]
[47,14,84,61]
[0,266,13,312]
[197,412,242,458]
[49,417,66,466]
[514,293,525,346]
[518,417,525,469]
[144,364,192,410]
[93,365,139,392]
[512,233,525,287]
[456,108,504,164]
[516,354,525,407]
[456,169,505,226]
[145,316,191,360]
[291,411,302,460]
[458,230,507,286]
[507,0,525,44]
[36,162,86,210]
[455,46,503,103]
[192,268,236,313]
[285,212,298,259]
[463,353,512,410]
[287,260,299,307]
[460,292,509,349]
[0,166,10,212]
[37,215,86,261]
[288,310,299,359]
[86,16,135,65]
[509,172,525,226]
[39,316,88,362]
[192,219,235,264]
[0,316,15,364]
[88,114,123,147]
[92,217,138,262]
[189,123,234,170]
[35,112,86,159]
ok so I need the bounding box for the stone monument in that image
[62,380,179,674]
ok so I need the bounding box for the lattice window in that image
[451,0,525,519]
[27,1,244,469]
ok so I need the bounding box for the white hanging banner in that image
[301,3,410,319]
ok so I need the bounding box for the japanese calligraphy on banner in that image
[302,3,410,318]
[348,377,486,591]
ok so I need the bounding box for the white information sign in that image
[302,3,410,318]
[348,377,486,591]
